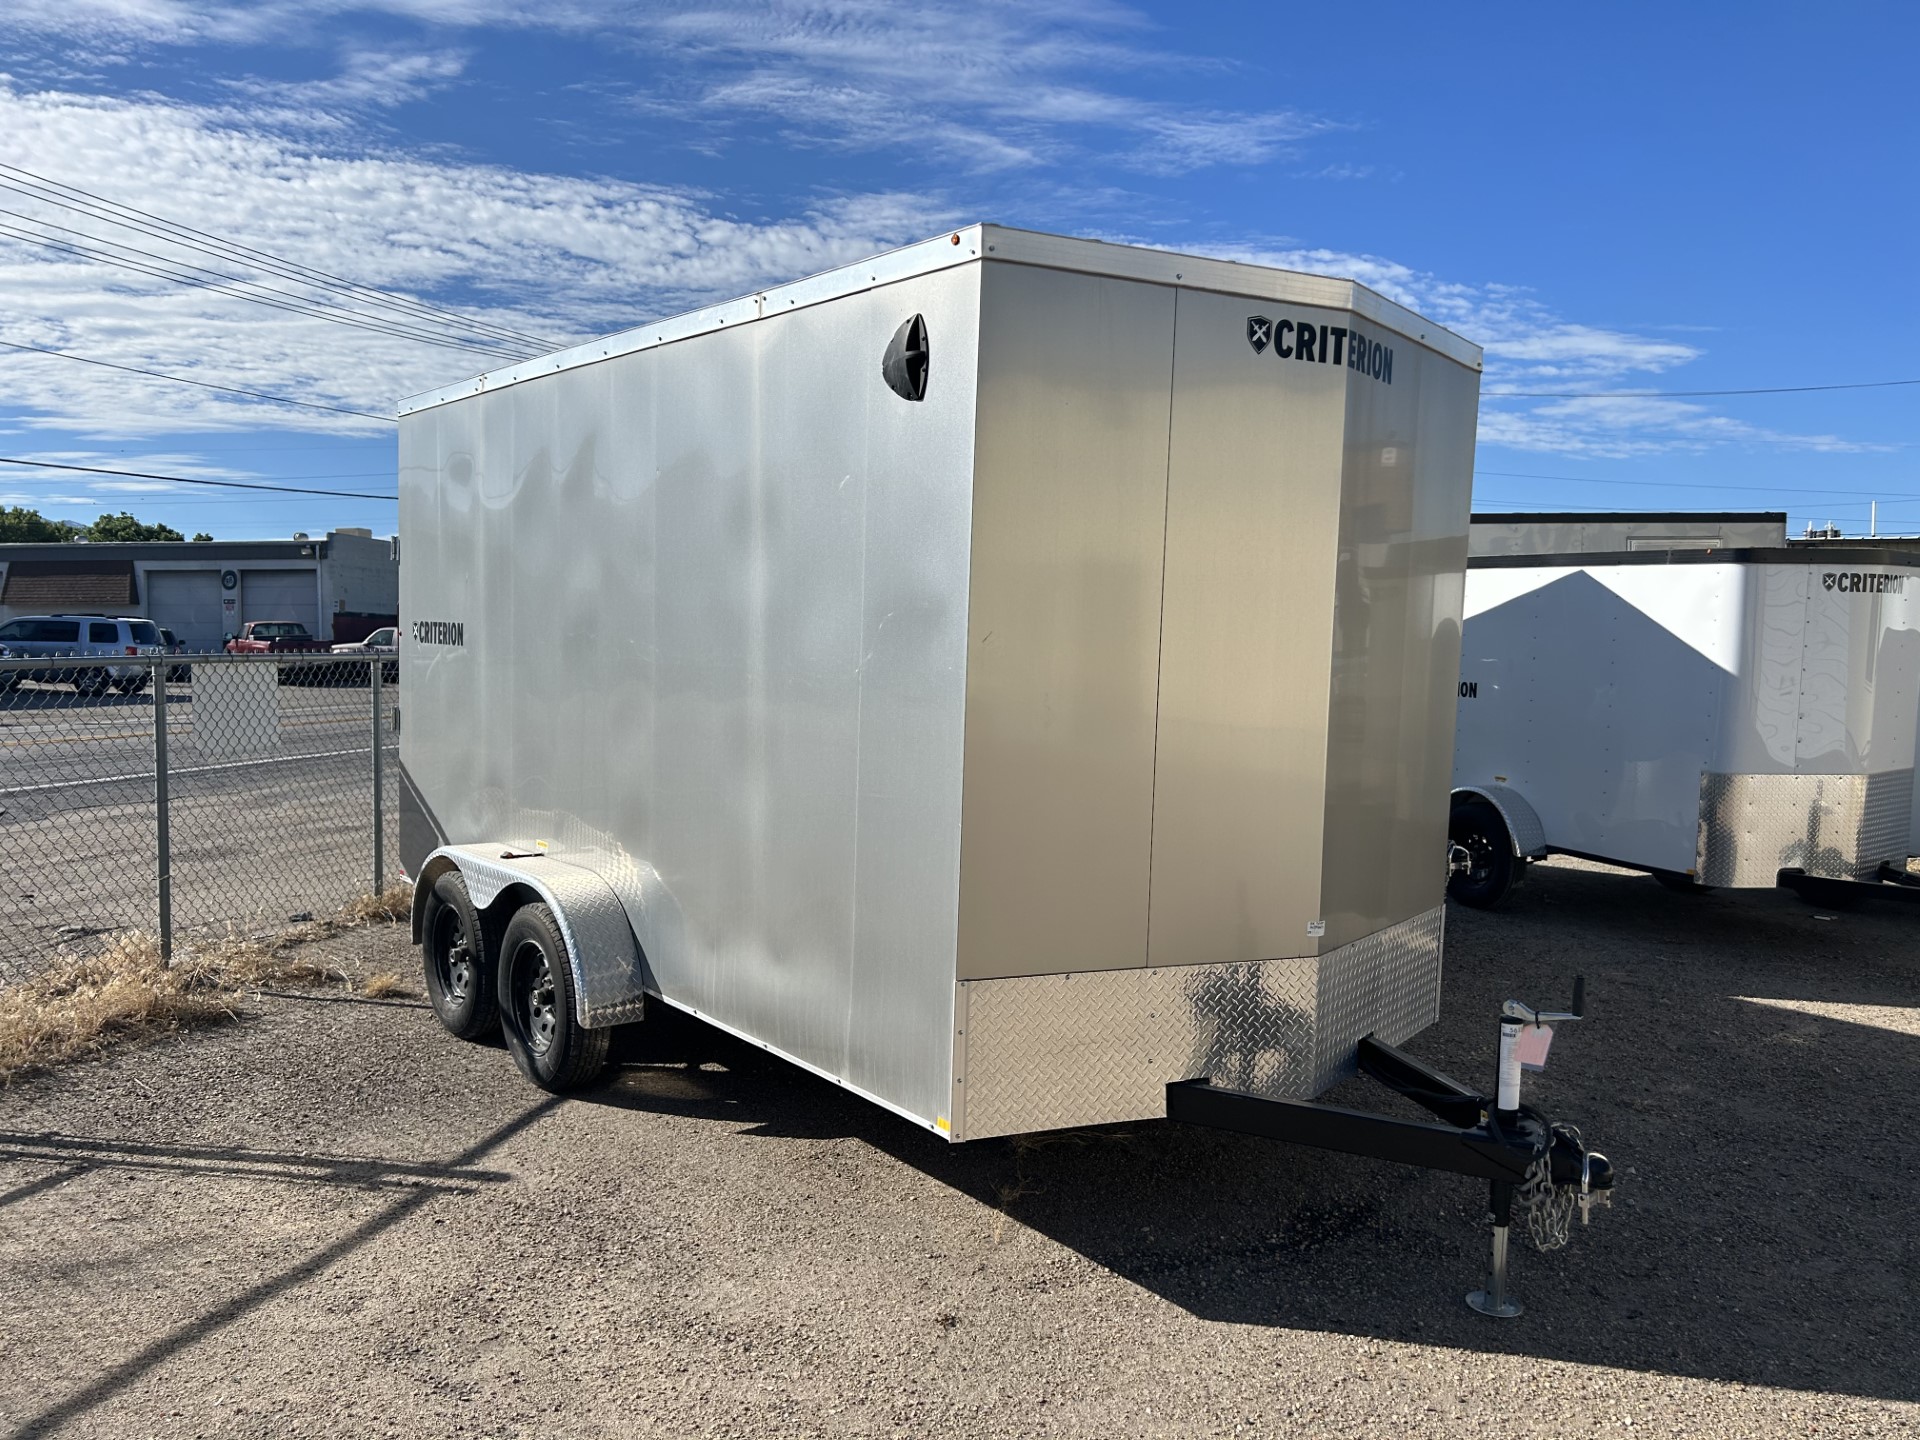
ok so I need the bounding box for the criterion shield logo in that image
[1822,572,1838,590]
[1246,315,1272,354]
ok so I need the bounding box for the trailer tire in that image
[421,871,500,1041]
[1447,800,1517,909]
[498,902,609,1092]
[1652,869,1714,895]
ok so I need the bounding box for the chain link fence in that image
[0,653,400,984]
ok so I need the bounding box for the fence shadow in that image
[2,1099,557,1440]
[0,1130,514,1195]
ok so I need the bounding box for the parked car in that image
[157,628,195,683]
[329,626,398,683]
[0,614,166,694]
[224,620,333,655]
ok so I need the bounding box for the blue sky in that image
[0,1,1912,539]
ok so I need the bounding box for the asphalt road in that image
[0,858,1914,1437]
[0,678,395,978]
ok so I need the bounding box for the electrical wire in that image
[0,163,557,352]
[1475,469,1912,500]
[1485,379,1920,399]
[0,222,525,360]
[0,208,527,360]
[0,456,396,500]
[0,338,395,422]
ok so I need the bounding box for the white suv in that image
[0,614,167,694]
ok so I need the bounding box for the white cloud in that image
[222,46,471,113]
[5,1,1332,178]
[0,82,945,438]
[1476,397,1890,460]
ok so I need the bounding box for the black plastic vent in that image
[881,313,930,402]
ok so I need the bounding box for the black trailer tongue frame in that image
[1168,977,1614,1318]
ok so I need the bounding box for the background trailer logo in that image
[1822,572,1907,594]
[1247,315,1272,354]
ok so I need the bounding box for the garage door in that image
[146,569,225,653]
[240,569,320,637]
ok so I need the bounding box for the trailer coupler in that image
[1167,980,1614,1319]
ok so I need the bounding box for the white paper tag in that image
[1515,1022,1553,1071]
[1306,919,1326,937]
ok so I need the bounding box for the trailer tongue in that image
[1170,976,1614,1317]
[395,224,1619,1315]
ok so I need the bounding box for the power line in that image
[0,338,395,422]
[1475,469,1914,500]
[0,456,396,500]
[1486,378,1920,399]
[0,163,557,353]
[0,221,524,360]
[0,208,525,360]
[1473,496,1888,515]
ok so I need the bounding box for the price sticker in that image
[1515,1022,1554,1072]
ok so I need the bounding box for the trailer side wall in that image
[399,264,983,1127]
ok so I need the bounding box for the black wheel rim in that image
[1457,828,1499,888]
[512,941,558,1057]
[431,907,473,1004]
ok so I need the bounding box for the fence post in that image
[153,658,172,965]
[371,656,385,895]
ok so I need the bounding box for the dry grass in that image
[0,934,234,1083]
[342,881,414,926]
[0,883,419,1084]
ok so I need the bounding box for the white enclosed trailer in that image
[1449,548,1920,907]
[396,225,1482,1137]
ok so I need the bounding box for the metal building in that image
[0,529,398,649]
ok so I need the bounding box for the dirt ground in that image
[1,857,1915,1438]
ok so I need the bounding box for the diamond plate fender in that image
[411,843,648,1028]
[1451,783,1548,859]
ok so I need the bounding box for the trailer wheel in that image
[498,902,609,1092]
[1447,800,1517,909]
[421,871,500,1041]
[1652,869,1714,895]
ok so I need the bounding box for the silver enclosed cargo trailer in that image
[396,225,1485,1142]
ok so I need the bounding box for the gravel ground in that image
[0,857,1915,1438]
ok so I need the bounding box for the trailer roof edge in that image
[1471,546,1920,569]
[1471,510,1790,525]
[397,224,1483,416]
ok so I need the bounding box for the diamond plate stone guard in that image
[1696,769,1914,887]
[951,905,1445,1141]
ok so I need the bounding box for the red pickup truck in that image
[224,621,333,654]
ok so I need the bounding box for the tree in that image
[87,512,185,543]
[191,532,214,543]
[0,505,69,542]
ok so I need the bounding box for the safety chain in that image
[1515,1121,1582,1251]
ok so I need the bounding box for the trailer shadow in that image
[585,871,1918,1404]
